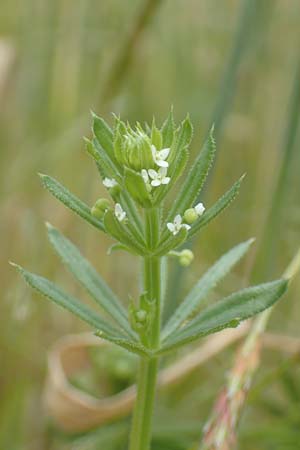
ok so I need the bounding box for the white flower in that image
[148,167,170,187]
[141,169,153,192]
[115,203,126,222]
[151,145,170,168]
[195,202,205,216]
[141,169,149,184]
[103,177,117,188]
[167,215,191,235]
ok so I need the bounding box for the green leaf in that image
[151,120,163,149]
[124,167,152,207]
[11,263,126,337]
[164,126,216,229]
[46,224,134,337]
[160,279,288,354]
[169,115,193,166]
[161,108,175,148]
[107,243,136,255]
[153,228,188,257]
[85,137,121,181]
[92,112,116,162]
[153,116,192,205]
[95,331,151,357]
[120,190,144,236]
[39,174,104,231]
[162,238,255,340]
[188,175,245,240]
[103,209,147,256]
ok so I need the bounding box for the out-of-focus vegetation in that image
[1,1,300,449]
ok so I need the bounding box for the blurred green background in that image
[1,0,300,449]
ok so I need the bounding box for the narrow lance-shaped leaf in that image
[12,263,146,356]
[39,174,104,231]
[160,279,288,355]
[124,167,152,208]
[85,137,122,182]
[11,263,126,338]
[163,126,216,238]
[161,108,175,148]
[187,174,245,240]
[92,112,117,163]
[95,331,152,358]
[46,224,134,338]
[168,114,193,166]
[162,238,255,340]
[104,210,147,256]
[120,190,144,236]
[153,118,191,205]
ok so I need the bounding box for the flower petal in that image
[151,180,161,187]
[103,178,117,188]
[162,177,170,184]
[167,223,175,233]
[195,202,205,216]
[158,167,168,177]
[148,169,158,179]
[174,215,182,226]
[159,148,170,159]
[141,169,149,183]
[156,160,169,168]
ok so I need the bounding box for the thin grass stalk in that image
[252,57,300,280]
[99,0,163,105]
[200,248,300,450]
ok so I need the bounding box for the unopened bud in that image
[91,198,111,219]
[179,249,194,266]
[115,125,155,171]
[183,203,205,224]
[183,208,198,224]
[135,309,147,323]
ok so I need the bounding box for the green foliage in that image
[40,174,105,231]
[46,223,133,336]
[15,112,287,358]
[188,174,245,240]
[12,110,289,450]
[160,279,288,354]
[162,238,255,340]
[162,125,216,239]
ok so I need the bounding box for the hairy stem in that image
[129,208,161,450]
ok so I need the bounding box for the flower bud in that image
[115,125,155,171]
[179,249,194,266]
[135,309,147,324]
[183,208,198,224]
[91,198,111,219]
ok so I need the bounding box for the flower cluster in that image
[140,145,171,192]
[90,113,207,240]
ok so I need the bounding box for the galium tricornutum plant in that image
[11,110,288,450]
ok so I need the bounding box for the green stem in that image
[129,208,161,450]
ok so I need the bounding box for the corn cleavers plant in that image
[11,110,288,450]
